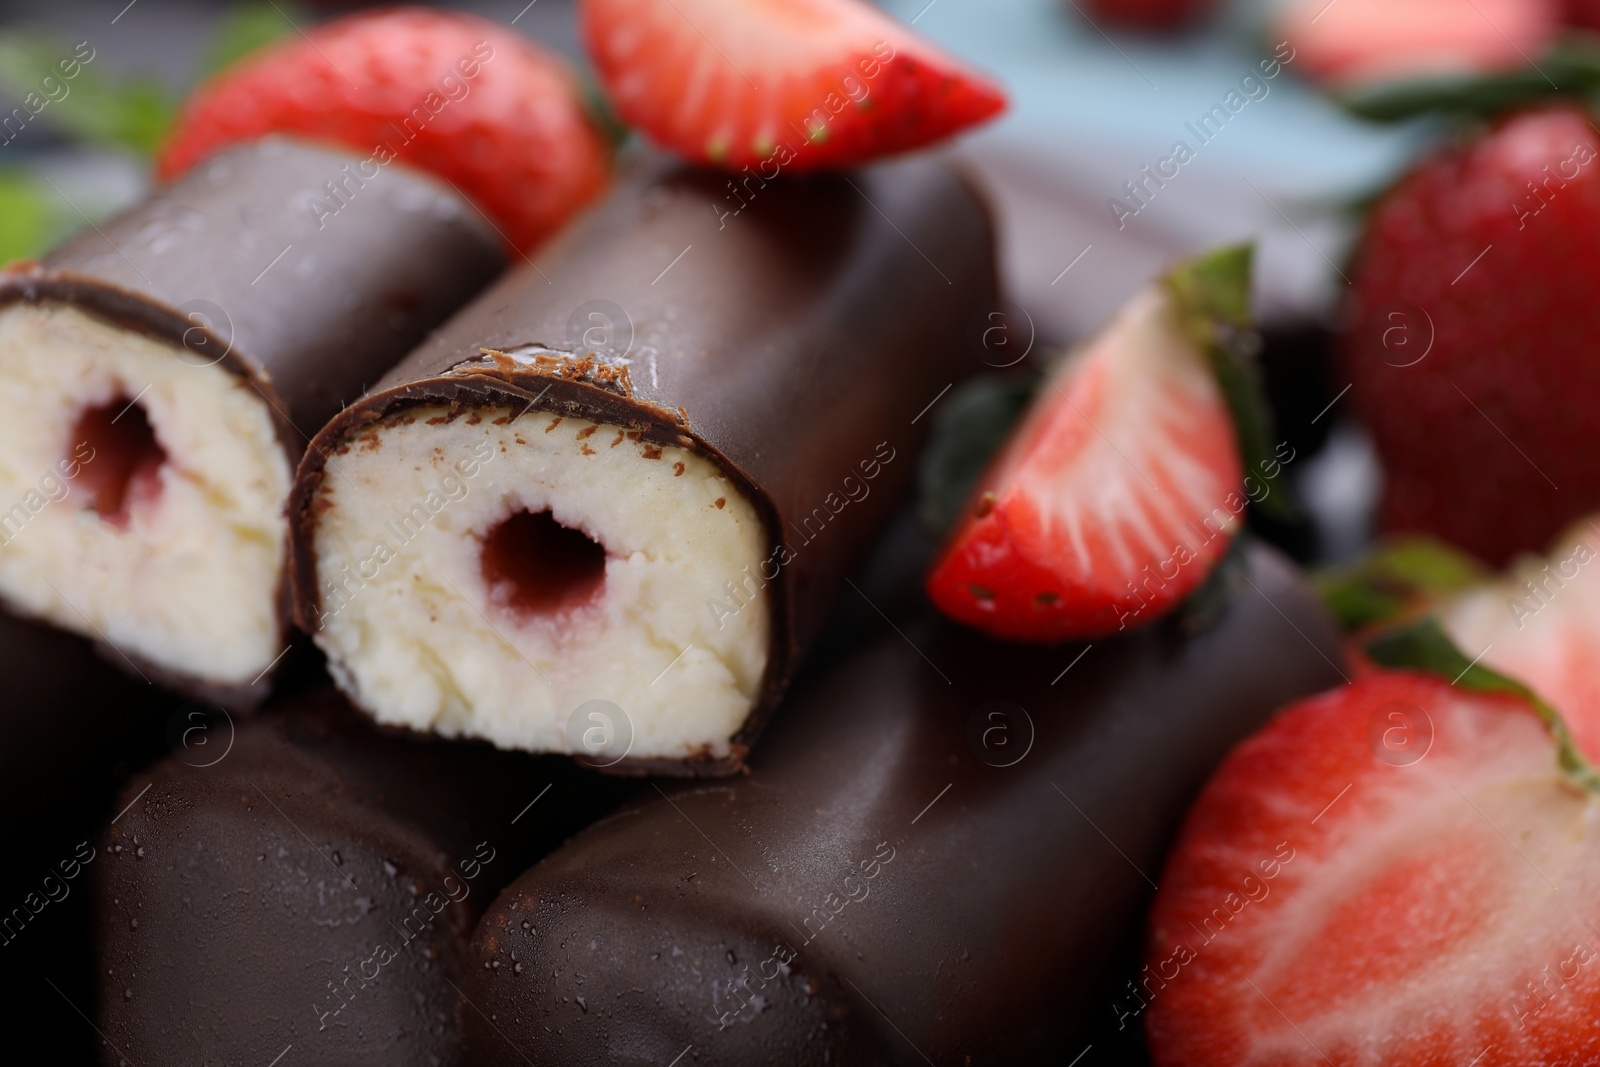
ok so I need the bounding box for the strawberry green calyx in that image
[1364,616,1600,793]
[1163,244,1293,521]
[1338,38,1600,122]
[1314,536,1490,631]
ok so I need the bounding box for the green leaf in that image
[1163,243,1296,521]
[1314,536,1489,631]
[916,373,1038,537]
[1339,36,1600,123]
[0,170,55,266]
[1364,616,1600,792]
[0,30,179,156]
[201,2,300,77]
[1165,243,1251,330]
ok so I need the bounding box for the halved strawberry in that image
[925,248,1250,641]
[1147,665,1600,1066]
[578,0,1005,171]
[1274,0,1559,87]
[1439,518,1600,763]
[157,8,612,256]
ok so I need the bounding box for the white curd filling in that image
[309,404,770,762]
[0,302,290,686]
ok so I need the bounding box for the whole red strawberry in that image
[579,0,1005,172]
[157,8,611,255]
[1568,0,1600,30]
[1079,0,1218,32]
[1146,669,1600,1065]
[1343,104,1600,566]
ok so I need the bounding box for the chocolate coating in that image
[0,136,504,700]
[0,609,175,1063]
[461,545,1346,1065]
[94,689,634,1066]
[290,155,998,772]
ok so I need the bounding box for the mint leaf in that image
[0,170,56,266]
[0,31,178,156]
[202,2,300,77]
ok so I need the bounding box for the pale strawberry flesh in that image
[580,0,1005,169]
[1147,672,1600,1066]
[1441,519,1600,763]
[1276,0,1558,87]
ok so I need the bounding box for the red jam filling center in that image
[480,509,607,616]
[70,396,167,529]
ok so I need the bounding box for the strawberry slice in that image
[1274,0,1559,87]
[1267,0,1555,87]
[578,0,1006,170]
[1146,666,1600,1066]
[1439,518,1600,763]
[925,248,1250,642]
[157,8,612,256]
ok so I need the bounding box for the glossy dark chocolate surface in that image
[4,136,504,448]
[94,689,634,1066]
[460,545,1346,1065]
[290,155,998,771]
[0,609,176,1063]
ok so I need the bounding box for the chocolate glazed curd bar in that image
[289,155,996,773]
[0,137,503,706]
[94,687,634,1066]
[0,608,176,1063]
[459,545,1346,1065]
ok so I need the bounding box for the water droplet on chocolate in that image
[382,859,399,877]
[129,919,138,931]
[123,988,134,1001]
[576,995,587,1013]
[134,847,146,859]
[513,962,524,976]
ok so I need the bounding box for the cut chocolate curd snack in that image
[292,156,998,772]
[0,308,292,688]
[310,403,770,761]
[0,137,503,704]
